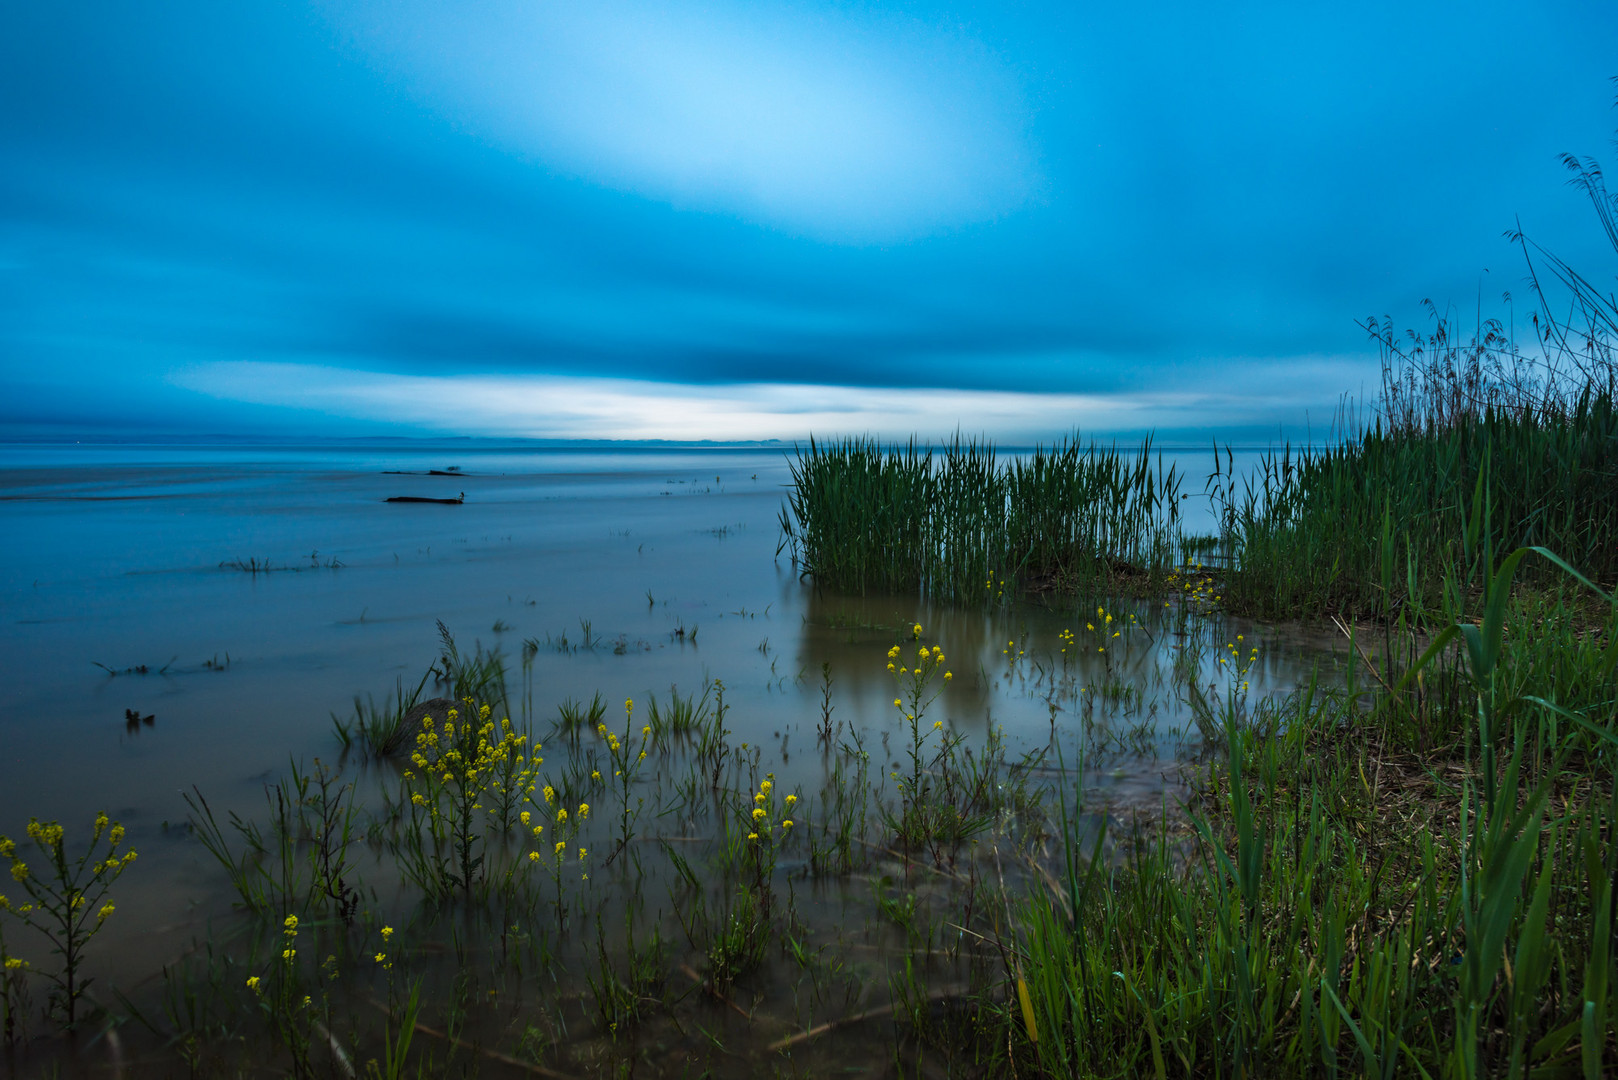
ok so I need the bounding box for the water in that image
[0,440,1342,1074]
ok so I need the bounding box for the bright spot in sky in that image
[325,0,1041,241]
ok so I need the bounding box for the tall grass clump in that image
[781,434,1183,603]
[1214,111,1618,623]
[1212,394,1618,620]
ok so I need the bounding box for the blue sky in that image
[2,1,1614,441]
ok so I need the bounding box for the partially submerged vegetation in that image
[2,553,1614,1077]
[780,434,1186,603]
[749,111,1618,1078]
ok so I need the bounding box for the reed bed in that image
[1214,129,1618,624]
[780,434,1185,603]
[1212,392,1618,621]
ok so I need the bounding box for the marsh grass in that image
[555,692,607,733]
[1211,395,1618,622]
[644,683,714,740]
[1213,115,1618,628]
[780,434,1183,603]
[1006,548,1618,1080]
[220,554,344,574]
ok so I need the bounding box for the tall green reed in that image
[781,434,1183,603]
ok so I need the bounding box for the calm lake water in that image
[0,439,1342,1069]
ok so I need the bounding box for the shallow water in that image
[0,440,1343,1074]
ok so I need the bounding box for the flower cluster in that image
[744,774,797,843]
[1166,561,1221,611]
[405,702,537,828]
[1219,635,1260,697]
[887,627,952,805]
[373,923,394,969]
[1084,605,1134,653]
[400,699,536,894]
[281,914,299,962]
[528,785,590,879]
[887,639,952,703]
[593,697,656,851]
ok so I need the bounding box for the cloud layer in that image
[2,1,1614,440]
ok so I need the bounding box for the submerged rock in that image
[401,697,460,730]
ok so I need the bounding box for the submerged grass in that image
[2,569,1610,1077]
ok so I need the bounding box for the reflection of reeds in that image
[780,435,1183,602]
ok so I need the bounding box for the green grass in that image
[1002,548,1618,1079]
[1210,395,1618,623]
[779,434,1185,603]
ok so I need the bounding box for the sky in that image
[2,1,1615,443]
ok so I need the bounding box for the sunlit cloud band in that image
[173,360,1369,442]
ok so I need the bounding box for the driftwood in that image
[385,492,464,505]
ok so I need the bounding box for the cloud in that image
[171,358,1373,441]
